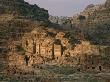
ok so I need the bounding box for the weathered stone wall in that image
[22,28,62,61]
[6,26,110,73]
[8,52,25,67]
[54,44,62,59]
[21,27,110,69]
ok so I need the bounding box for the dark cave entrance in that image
[25,55,30,66]
[33,43,36,54]
[99,66,102,71]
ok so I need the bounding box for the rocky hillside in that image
[49,4,100,30]
[0,0,50,52]
[72,0,110,45]
[105,0,110,8]
[0,0,49,22]
[0,0,110,82]
[84,0,110,45]
[49,0,110,45]
[49,16,73,29]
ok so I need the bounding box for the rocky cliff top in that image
[80,0,110,45]
[0,0,49,22]
[49,0,110,45]
[105,0,110,8]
